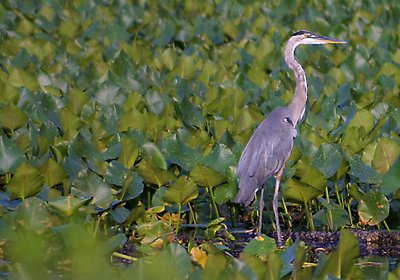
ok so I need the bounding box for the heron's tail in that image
[234,176,257,206]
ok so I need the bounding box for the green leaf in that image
[105,160,128,186]
[348,155,382,184]
[15,197,52,234]
[190,165,226,188]
[160,134,201,171]
[143,142,167,170]
[202,144,236,174]
[8,68,40,91]
[347,109,375,133]
[67,88,89,115]
[95,82,121,106]
[136,159,174,187]
[310,143,342,178]
[103,233,127,254]
[130,243,192,279]
[72,170,114,209]
[121,172,144,200]
[381,157,400,195]
[59,108,81,134]
[314,200,350,229]
[0,136,25,173]
[40,158,67,187]
[163,176,198,205]
[0,103,28,130]
[12,48,31,69]
[178,97,205,127]
[153,19,176,47]
[145,91,168,115]
[110,207,131,224]
[48,196,92,216]
[243,234,276,258]
[372,138,400,174]
[214,182,236,204]
[283,178,325,203]
[298,163,327,189]
[347,183,363,201]
[358,190,389,226]
[316,229,359,279]
[118,137,139,168]
[7,163,44,199]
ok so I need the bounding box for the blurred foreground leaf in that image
[315,229,359,279]
[128,243,192,279]
[242,234,276,258]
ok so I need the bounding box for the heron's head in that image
[290,30,346,45]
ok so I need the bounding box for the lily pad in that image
[7,163,44,199]
[0,136,25,173]
[358,190,389,226]
[381,157,400,195]
[0,103,28,130]
[136,159,175,187]
[284,178,325,203]
[163,176,198,205]
[48,196,92,216]
[143,142,167,170]
[310,143,343,178]
[190,165,226,188]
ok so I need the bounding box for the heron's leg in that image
[258,187,265,234]
[274,166,285,246]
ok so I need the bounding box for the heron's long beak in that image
[315,35,346,44]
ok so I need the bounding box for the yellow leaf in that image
[190,247,208,269]
[373,138,400,174]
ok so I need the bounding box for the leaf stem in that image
[305,201,315,231]
[281,197,292,228]
[176,203,182,235]
[383,220,390,232]
[112,252,138,262]
[325,187,334,231]
[208,186,220,218]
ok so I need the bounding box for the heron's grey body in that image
[235,108,297,205]
[235,30,345,246]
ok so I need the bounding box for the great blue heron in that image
[235,30,346,245]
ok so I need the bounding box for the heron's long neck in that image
[284,40,307,126]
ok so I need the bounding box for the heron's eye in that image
[284,117,294,126]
